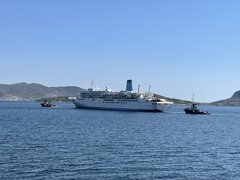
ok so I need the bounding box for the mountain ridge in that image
[211,90,240,106]
[0,82,190,104]
[0,82,83,100]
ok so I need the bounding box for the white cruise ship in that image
[73,80,173,112]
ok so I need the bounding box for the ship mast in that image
[138,85,140,93]
[192,93,195,103]
[91,80,94,90]
[148,85,151,94]
[148,85,151,98]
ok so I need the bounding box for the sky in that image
[0,0,240,102]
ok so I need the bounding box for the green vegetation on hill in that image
[0,83,83,100]
[37,96,74,102]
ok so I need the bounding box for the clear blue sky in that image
[0,0,240,102]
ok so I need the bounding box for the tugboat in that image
[184,94,210,115]
[184,103,210,115]
[41,99,56,108]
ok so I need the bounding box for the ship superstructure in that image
[73,80,173,112]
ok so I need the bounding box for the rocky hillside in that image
[231,91,240,99]
[154,94,191,105]
[0,83,83,100]
[211,90,240,106]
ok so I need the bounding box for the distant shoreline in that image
[0,82,240,106]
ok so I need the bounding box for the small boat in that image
[41,99,56,108]
[184,103,210,115]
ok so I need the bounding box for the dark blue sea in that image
[1,101,240,180]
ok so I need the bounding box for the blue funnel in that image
[126,80,133,91]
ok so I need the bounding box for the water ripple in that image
[1,102,240,179]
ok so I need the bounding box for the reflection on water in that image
[1,102,240,179]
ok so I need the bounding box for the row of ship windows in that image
[103,102,127,104]
[79,98,138,102]
[79,99,138,104]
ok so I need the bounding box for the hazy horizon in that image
[1,0,240,102]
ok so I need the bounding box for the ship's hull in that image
[73,99,170,112]
[184,108,210,115]
[41,103,56,108]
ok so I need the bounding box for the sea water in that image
[1,101,240,179]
